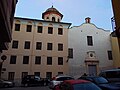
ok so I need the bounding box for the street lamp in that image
[0,55,7,78]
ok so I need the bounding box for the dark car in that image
[0,79,14,88]
[21,75,42,86]
[78,76,120,90]
[55,79,101,90]
[99,69,120,83]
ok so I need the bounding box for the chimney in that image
[85,17,91,23]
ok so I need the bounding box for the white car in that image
[49,75,74,89]
[0,79,15,88]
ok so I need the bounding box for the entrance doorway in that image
[88,65,97,76]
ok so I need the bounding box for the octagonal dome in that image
[42,6,63,22]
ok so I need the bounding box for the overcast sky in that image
[15,0,113,30]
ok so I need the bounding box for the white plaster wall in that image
[68,23,113,78]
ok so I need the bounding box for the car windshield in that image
[56,77,74,81]
[94,77,108,84]
[73,82,101,90]
[0,79,5,82]
[35,76,40,80]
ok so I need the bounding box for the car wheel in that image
[53,86,57,90]
[4,84,9,88]
[24,83,29,87]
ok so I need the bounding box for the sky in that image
[15,0,113,30]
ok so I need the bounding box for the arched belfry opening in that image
[42,6,63,22]
[52,17,55,22]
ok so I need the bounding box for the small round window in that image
[90,53,93,57]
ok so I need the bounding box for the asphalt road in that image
[0,86,50,90]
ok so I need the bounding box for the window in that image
[24,41,30,49]
[58,57,63,65]
[58,28,63,35]
[37,26,42,33]
[15,24,20,31]
[46,72,52,79]
[35,56,41,64]
[22,72,28,78]
[10,55,16,64]
[26,25,32,32]
[8,72,15,80]
[12,40,18,49]
[34,72,40,77]
[47,43,52,50]
[58,43,63,51]
[23,56,29,64]
[107,51,113,60]
[47,57,52,65]
[52,17,55,22]
[58,72,63,75]
[36,42,42,50]
[87,36,93,46]
[47,17,49,19]
[68,48,73,58]
[48,27,53,34]
[58,19,60,22]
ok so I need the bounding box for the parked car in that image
[78,76,120,90]
[39,78,51,86]
[21,75,42,86]
[0,79,14,88]
[55,79,101,90]
[49,74,74,89]
[99,69,120,83]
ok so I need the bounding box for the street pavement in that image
[0,86,50,90]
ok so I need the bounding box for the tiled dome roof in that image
[42,6,63,19]
[46,6,59,12]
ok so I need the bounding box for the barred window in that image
[10,55,16,64]
[47,43,52,50]
[58,28,63,35]
[23,56,29,64]
[35,56,41,64]
[37,26,42,33]
[26,25,32,32]
[15,24,20,31]
[47,57,52,65]
[36,42,42,50]
[87,36,93,46]
[48,27,53,34]
[68,48,73,58]
[107,51,113,60]
[58,57,63,65]
[12,40,18,49]
[58,43,63,51]
[24,41,30,49]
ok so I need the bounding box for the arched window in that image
[47,17,49,19]
[52,17,55,22]
[58,19,60,22]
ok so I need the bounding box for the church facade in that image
[68,17,113,78]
